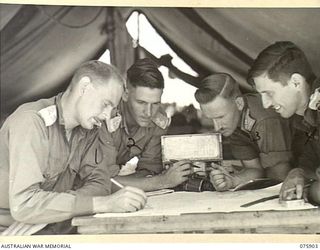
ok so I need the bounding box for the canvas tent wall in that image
[1,4,320,120]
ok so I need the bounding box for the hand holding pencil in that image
[209,163,236,191]
[93,179,147,213]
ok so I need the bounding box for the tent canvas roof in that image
[1,4,320,118]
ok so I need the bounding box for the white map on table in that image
[95,184,317,218]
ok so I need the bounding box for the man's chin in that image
[84,120,99,130]
[81,124,92,130]
[221,130,233,137]
[279,110,294,118]
[137,119,151,127]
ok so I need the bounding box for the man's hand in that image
[209,163,242,191]
[162,160,191,188]
[192,161,207,177]
[280,168,305,201]
[93,186,147,213]
[209,167,234,191]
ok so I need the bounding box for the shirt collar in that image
[238,96,248,128]
[119,100,138,135]
[292,77,320,131]
[55,92,86,136]
[303,77,320,127]
[55,92,65,126]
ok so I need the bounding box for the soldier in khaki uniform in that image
[194,73,292,191]
[0,61,147,234]
[96,58,191,191]
[248,41,320,204]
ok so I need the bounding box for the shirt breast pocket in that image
[129,145,142,158]
[78,144,105,181]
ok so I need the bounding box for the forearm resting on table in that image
[232,167,264,187]
[231,159,264,186]
[309,180,320,205]
[113,174,169,192]
[266,162,291,181]
[9,193,93,224]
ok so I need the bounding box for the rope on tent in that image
[37,6,104,29]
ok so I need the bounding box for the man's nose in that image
[144,104,152,117]
[261,95,273,109]
[213,119,223,131]
[100,106,112,120]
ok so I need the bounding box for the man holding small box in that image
[94,58,192,192]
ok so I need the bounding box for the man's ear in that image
[78,76,91,96]
[235,96,244,111]
[288,73,304,90]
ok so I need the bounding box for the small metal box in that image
[161,133,223,164]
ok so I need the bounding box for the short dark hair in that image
[195,73,241,104]
[247,41,315,86]
[127,58,164,89]
[70,60,124,89]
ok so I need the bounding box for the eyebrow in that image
[137,99,160,104]
[257,90,268,93]
[261,90,274,94]
[213,115,224,119]
[203,113,222,119]
[105,100,115,107]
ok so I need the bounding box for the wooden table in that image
[72,207,320,234]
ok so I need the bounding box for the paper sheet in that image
[95,184,317,218]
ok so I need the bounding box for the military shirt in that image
[291,77,320,176]
[98,101,168,176]
[0,93,117,227]
[229,94,292,168]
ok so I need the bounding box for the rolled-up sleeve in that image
[8,112,91,224]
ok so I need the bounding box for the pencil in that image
[110,178,124,188]
[240,195,279,207]
[241,183,312,208]
[283,183,311,193]
[110,178,152,209]
[210,164,233,178]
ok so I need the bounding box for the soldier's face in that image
[254,74,300,118]
[200,95,241,137]
[127,86,163,127]
[77,79,123,130]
